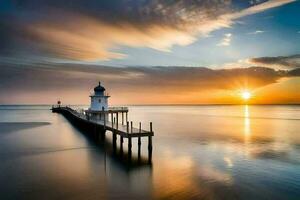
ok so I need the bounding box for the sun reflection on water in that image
[244,105,251,159]
[244,105,251,145]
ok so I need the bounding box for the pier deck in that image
[53,106,154,138]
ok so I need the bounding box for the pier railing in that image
[52,106,153,136]
[108,107,128,111]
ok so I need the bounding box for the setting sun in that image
[241,91,252,100]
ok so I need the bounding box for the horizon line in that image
[1,103,300,106]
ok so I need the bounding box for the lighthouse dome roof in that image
[94,82,105,93]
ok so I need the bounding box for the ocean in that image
[0,105,299,200]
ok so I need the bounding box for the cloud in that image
[0,60,299,104]
[0,0,296,61]
[217,33,232,46]
[229,0,296,19]
[248,30,265,34]
[249,54,300,69]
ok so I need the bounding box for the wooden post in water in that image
[120,135,123,153]
[113,132,117,153]
[130,121,133,133]
[148,122,153,163]
[138,122,142,160]
[128,136,132,159]
[101,129,106,142]
[126,112,128,124]
[127,121,129,133]
[122,112,124,125]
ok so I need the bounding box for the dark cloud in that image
[0,62,299,104]
[288,67,300,76]
[19,63,284,90]
[249,54,300,69]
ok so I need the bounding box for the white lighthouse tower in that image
[89,82,110,111]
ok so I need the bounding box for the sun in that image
[241,91,252,100]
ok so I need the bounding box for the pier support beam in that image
[113,132,117,153]
[148,122,153,163]
[100,131,106,142]
[148,136,152,163]
[128,137,132,159]
[138,122,142,161]
[120,136,123,153]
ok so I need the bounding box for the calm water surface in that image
[0,105,300,200]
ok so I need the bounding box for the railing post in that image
[122,112,124,125]
[130,121,133,133]
[150,122,153,132]
[139,122,141,133]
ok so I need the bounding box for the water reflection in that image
[244,105,251,137]
[1,105,300,199]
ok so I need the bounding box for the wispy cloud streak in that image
[0,0,296,61]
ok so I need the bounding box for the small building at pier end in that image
[90,82,110,111]
[85,82,129,122]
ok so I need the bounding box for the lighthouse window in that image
[99,99,101,103]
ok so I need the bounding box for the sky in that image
[0,0,300,105]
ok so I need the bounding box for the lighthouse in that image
[89,82,110,111]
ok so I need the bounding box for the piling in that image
[148,122,153,163]
[113,132,117,152]
[138,122,142,160]
[120,135,124,153]
[128,136,132,159]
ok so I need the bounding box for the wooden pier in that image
[51,106,154,162]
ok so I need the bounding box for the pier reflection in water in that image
[0,105,300,200]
